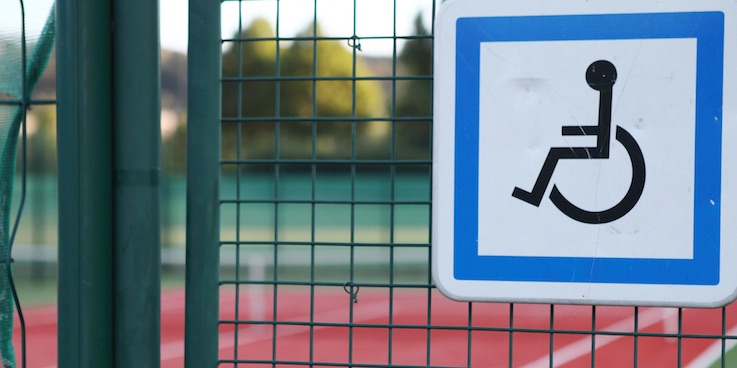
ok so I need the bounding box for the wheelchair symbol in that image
[512,60,646,224]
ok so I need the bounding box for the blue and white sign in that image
[433,0,737,307]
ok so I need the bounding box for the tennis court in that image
[13,290,737,367]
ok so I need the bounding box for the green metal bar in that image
[634,307,640,368]
[186,0,221,366]
[111,0,161,366]
[549,304,555,367]
[507,304,514,367]
[56,0,114,366]
[272,2,283,365]
[222,34,429,42]
[677,308,684,367]
[221,75,432,82]
[388,4,399,364]
[467,303,473,366]
[309,3,318,364]
[722,307,728,368]
[232,1,244,364]
[591,306,597,366]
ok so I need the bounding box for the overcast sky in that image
[160,0,436,56]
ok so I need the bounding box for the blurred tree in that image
[397,14,432,117]
[395,13,432,160]
[280,22,384,118]
[221,19,386,161]
[221,18,278,163]
[158,50,188,174]
[161,49,187,111]
[27,106,57,173]
[222,18,277,119]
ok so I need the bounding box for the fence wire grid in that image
[209,0,737,367]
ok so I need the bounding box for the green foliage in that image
[221,19,387,161]
[161,50,187,110]
[280,23,384,119]
[397,14,432,117]
[27,106,57,173]
[395,13,433,160]
[222,18,277,119]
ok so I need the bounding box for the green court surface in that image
[707,345,737,368]
[11,169,431,247]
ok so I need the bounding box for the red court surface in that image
[12,290,737,367]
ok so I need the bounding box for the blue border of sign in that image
[454,12,724,285]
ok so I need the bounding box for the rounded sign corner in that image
[431,260,463,302]
[703,281,737,308]
[433,280,468,303]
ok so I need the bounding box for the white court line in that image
[685,324,737,368]
[521,308,675,368]
[160,299,394,362]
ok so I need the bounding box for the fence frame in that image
[57,0,114,365]
[183,1,737,367]
[57,0,161,366]
[184,0,222,366]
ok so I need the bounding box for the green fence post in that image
[185,0,221,366]
[56,0,114,366]
[112,0,162,366]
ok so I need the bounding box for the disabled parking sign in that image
[433,0,737,307]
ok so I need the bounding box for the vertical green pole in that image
[112,0,162,366]
[56,0,114,367]
[186,0,221,366]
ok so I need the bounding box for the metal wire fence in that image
[186,0,737,366]
[0,2,56,366]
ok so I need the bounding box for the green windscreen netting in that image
[0,1,54,367]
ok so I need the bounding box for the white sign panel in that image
[433,0,737,307]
